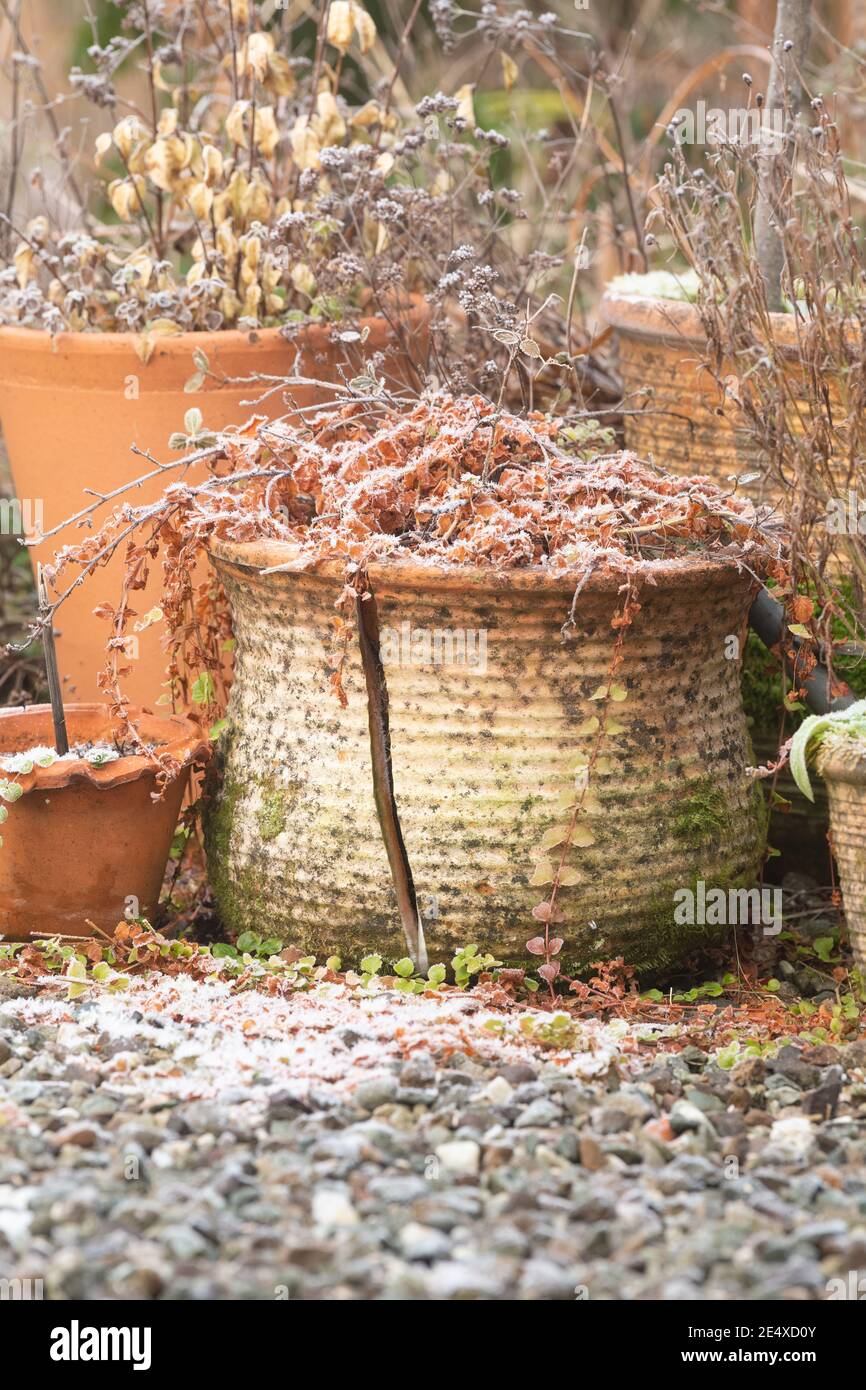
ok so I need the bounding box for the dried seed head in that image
[327,2,355,52]
[187,181,213,221]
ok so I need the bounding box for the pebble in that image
[355,1076,398,1111]
[435,1139,481,1176]
[2,993,865,1301]
[312,1187,359,1233]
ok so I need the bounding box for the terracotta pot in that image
[600,288,845,504]
[204,539,767,972]
[0,303,427,708]
[0,703,207,939]
[817,739,866,970]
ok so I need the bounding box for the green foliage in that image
[642,973,734,1005]
[190,671,217,706]
[671,777,730,845]
[487,1011,580,1048]
[451,944,502,987]
[216,931,284,960]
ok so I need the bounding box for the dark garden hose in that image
[748,587,857,716]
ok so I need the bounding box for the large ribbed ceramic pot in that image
[817,740,866,971]
[204,538,767,972]
[600,288,845,504]
[0,302,427,709]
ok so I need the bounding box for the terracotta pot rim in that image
[601,287,861,355]
[208,534,761,595]
[0,702,209,794]
[0,295,428,360]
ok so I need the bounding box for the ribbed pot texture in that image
[205,540,767,972]
[600,290,843,503]
[0,304,426,709]
[818,741,866,971]
[0,704,206,939]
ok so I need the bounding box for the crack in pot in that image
[355,588,427,971]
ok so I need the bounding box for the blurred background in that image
[1,0,865,706]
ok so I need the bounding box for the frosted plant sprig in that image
[1,745,58,774]
[790,700,866,802]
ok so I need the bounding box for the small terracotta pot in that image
[0,703,208,940]
[817,739,866,970]
[0,303,427,709]
[600,288,845,504]
[205,538,767,972]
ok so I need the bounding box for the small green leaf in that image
[360,953,382,975]
[574,716,600,737]
[529,862,556,886]
[558,865,583,886]
[191,671,216,705]
[394,957,414,977]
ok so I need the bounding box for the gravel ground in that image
[1,973,866,1301]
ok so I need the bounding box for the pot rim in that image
[600,286,860,355]
[0,702,209,794]
[817,737,866,787]
[0,294,428,360]
[207,534,763,595]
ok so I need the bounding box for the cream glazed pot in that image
[204,538,767,971]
